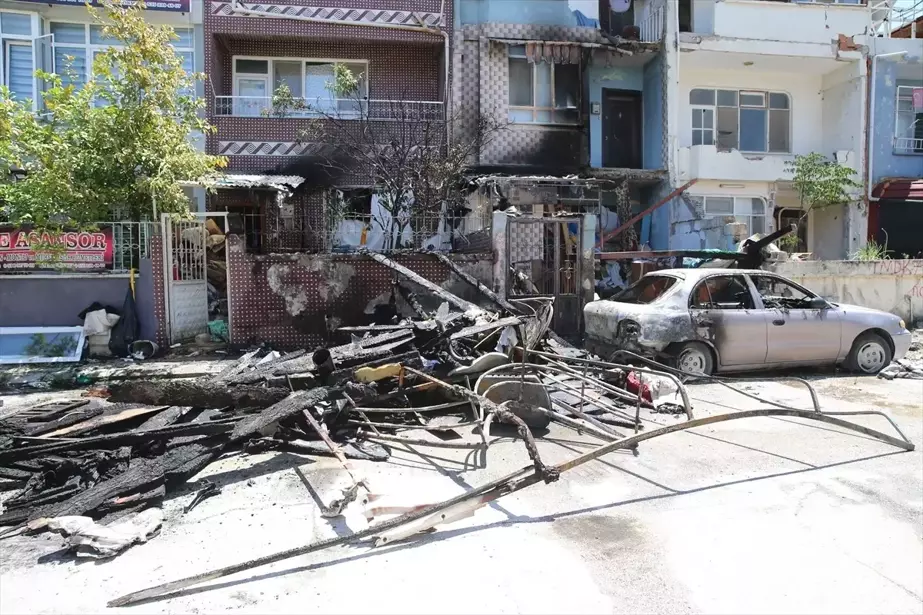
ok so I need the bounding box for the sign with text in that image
[0,228,114,271]
[13,0,189,11]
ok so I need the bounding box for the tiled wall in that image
[455,23,602,168]
[225,234,493,348]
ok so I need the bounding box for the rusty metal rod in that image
[347,418,483,432]
[352,400,472,414]
[109,405,913,607]
[358,430,483,450]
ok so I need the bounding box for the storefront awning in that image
[492,39,613,64]
[872,179,923,201]
[179,174,305,192]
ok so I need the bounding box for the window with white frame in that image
[49,22,193,90]
[690,88,791,153]
[507,46,579,125]
[1,11,35,102]
[700,196,768,236]
[232,57,368,117]
[894,85,923,154]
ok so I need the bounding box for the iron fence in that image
[226,207,492,255]
[213,97,445,121]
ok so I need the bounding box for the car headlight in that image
[899,319,906,330]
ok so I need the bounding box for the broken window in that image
[689,88,791,153]
[690,275,754,310]
[702,195,768,237]
[507,46,579,125]
[612,275,678,305]
[749,275,816,310]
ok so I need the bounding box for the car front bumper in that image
[892,329,913,361]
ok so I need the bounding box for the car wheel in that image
[675,341,715,376]
[846,332,892,375]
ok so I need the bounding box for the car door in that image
[689,274,768,367]
[748,274,842,364]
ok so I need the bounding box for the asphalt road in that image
[1,371,921,614]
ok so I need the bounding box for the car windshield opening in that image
[613,276,677,304]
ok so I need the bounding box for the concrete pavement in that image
[1,372,921,614]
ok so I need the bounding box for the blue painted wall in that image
[872,59,923,183]
[587,65,643,168]
[460,0,599,26]
[642,54,664,171]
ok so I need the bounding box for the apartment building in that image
[666,0,888,258]
[201,0,450,252]
[454,0,670,251]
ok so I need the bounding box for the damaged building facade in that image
[668,0,882,258]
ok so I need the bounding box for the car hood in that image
[832,302,902,324]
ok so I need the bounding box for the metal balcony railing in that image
[213,96,445,120]
[894,85,923,155]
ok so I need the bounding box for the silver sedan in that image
[584,268,913,376]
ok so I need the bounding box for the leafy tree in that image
[781,153,860,253]
[0,0,225,228]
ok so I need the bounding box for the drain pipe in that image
[866,50,908,204]
[228,0,451,145]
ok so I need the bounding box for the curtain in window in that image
[524,42,581,65]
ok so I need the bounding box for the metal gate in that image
[506,217,583,337]
[161,214,208,343]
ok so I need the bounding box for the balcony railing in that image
[895,85,923,155]
[213,97,445,120]
[638,0,666,43]
[602,0,665,42]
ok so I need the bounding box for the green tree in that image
[0,0,225,228]
[781,153,861,253]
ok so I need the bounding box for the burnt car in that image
[584,268,912,375]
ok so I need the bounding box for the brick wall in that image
[226,234,493,348]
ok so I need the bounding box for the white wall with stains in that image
[770,259,923,323]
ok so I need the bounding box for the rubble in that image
[0,253,916,608]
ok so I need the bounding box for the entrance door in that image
[161,214,209,343]
[602,89,642,169]
[506,217,583,338]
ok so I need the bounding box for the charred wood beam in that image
[393,282,430,319]
[429,251,522,314]
[106,381,290,410]
[229,388,330,442]
[0,421,235,464]
[22,406,104,437]
[365,252,483,315]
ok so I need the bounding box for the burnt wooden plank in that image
[230,388,330,442]
[39,406,168,439]
[22,406,105,437]
[107,381,290,409]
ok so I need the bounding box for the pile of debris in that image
[0,252,676,553]
[1,252,915,603]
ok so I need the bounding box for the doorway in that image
[602,89,642,169]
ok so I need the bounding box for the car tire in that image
[845,332,892,375]
[675,341,715,376]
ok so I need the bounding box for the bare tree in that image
[287,64,504,251]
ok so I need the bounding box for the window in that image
[1,11,34,101]
[689,88,791,153]
[749,275,817,310]
[232,57,369,117]
[613,275,678,304]
[894,85,923,155]
[508,46,579,125]
[49,22,194,90]
[700,195,768,236]
[690,275,754,310]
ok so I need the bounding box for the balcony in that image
[213,97,445,121]
[599,0,666,43]
[894,85,923,155]
[677,145,795,182]
[686,0,871,46]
